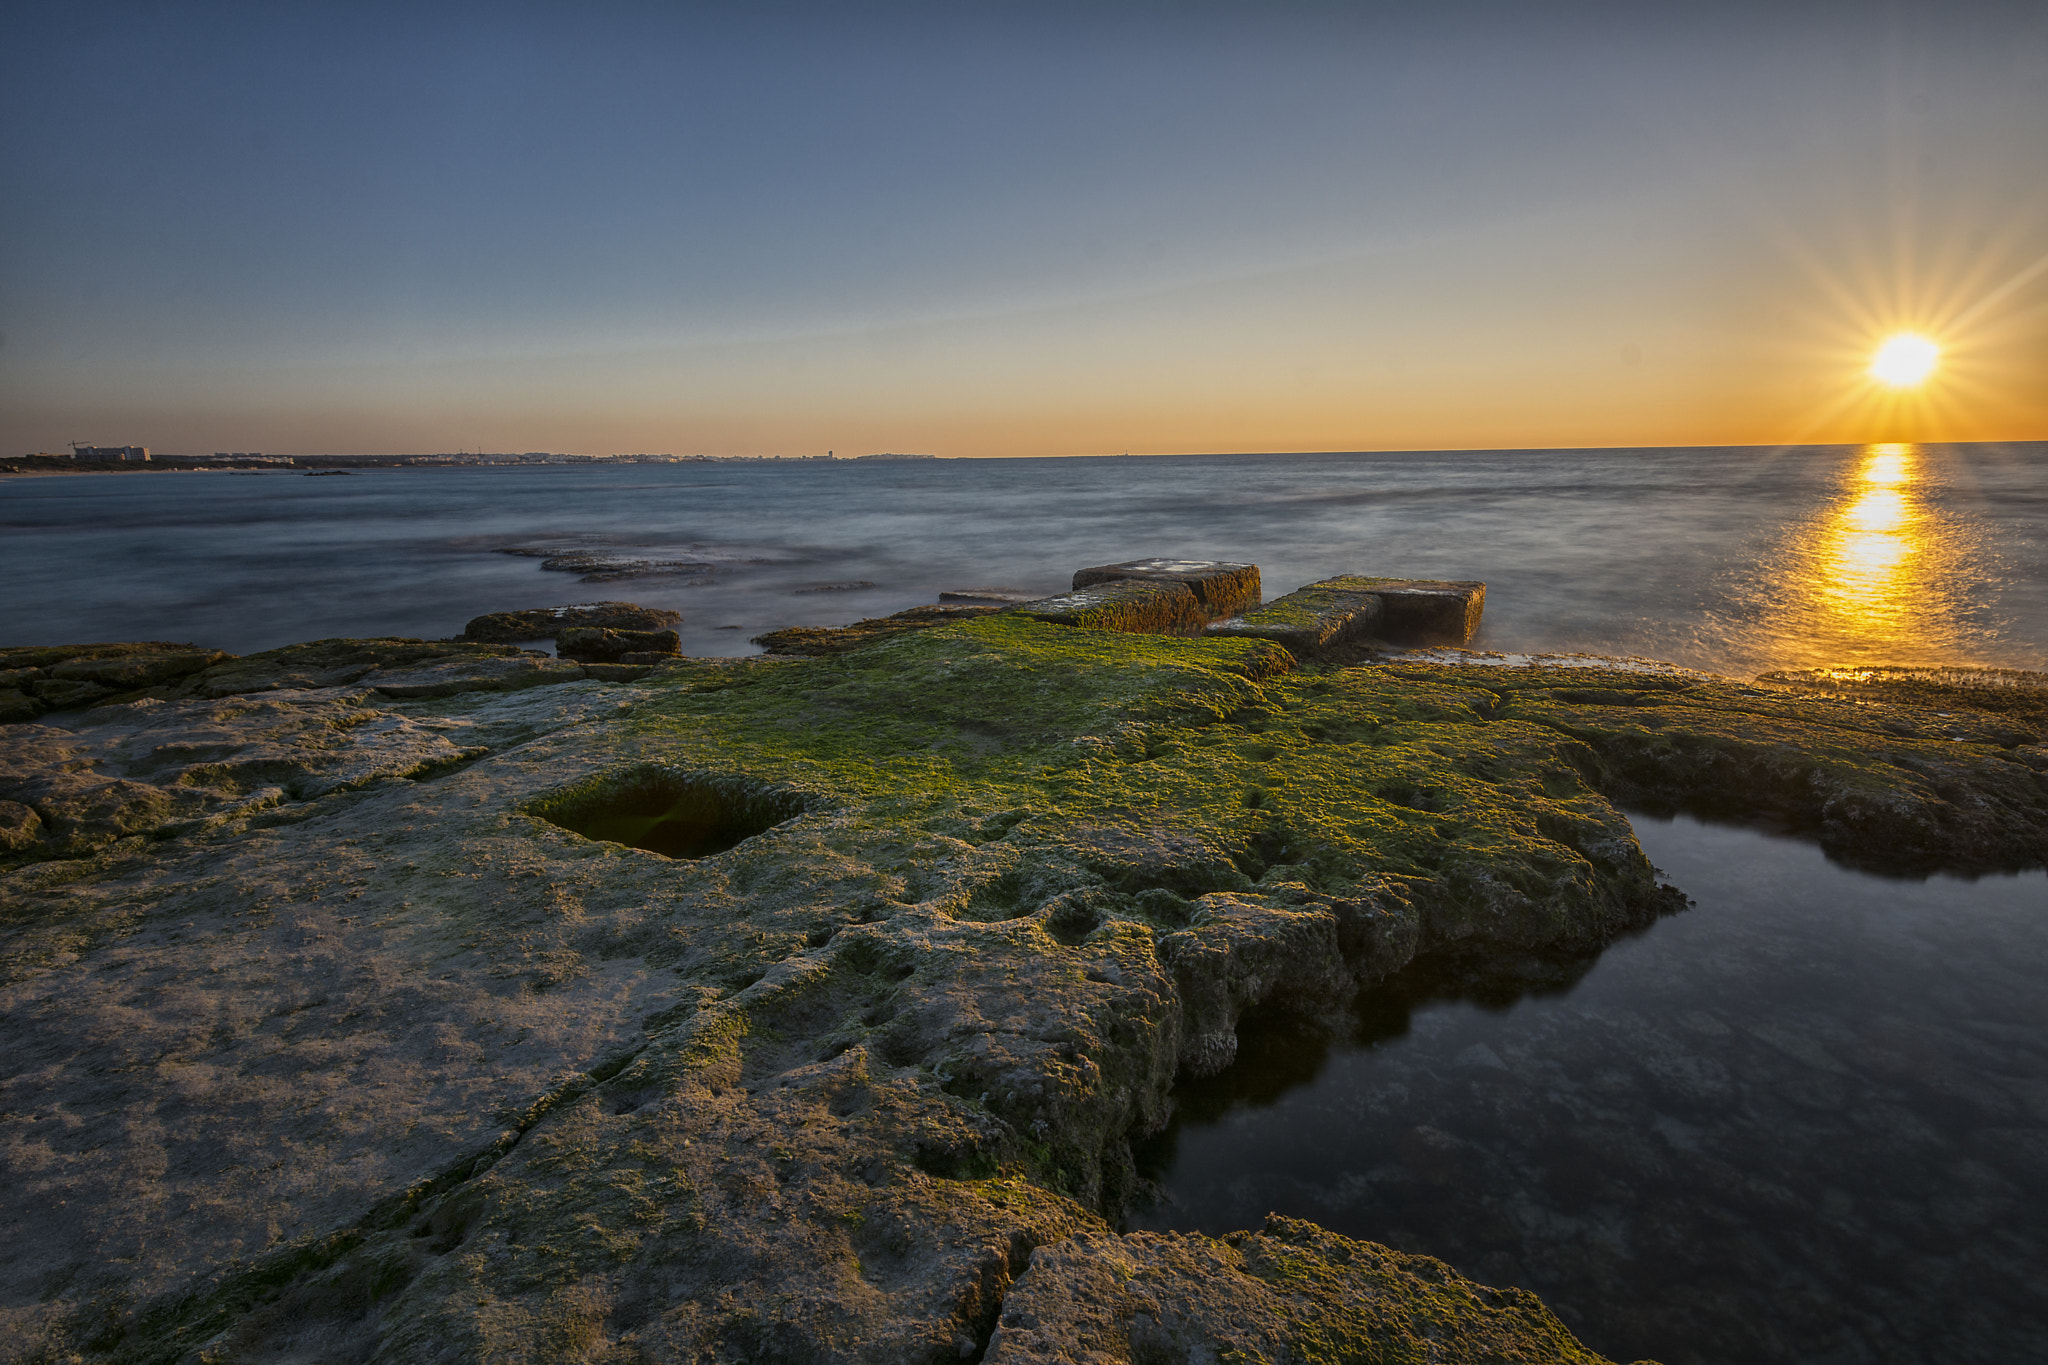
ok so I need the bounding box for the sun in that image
[1868,334,1939,387]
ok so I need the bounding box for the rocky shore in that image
[3,564,2043,1364]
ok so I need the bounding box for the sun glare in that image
[1868,334,1939,387]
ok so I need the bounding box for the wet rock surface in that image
[1207,578,1390,656]
[1070,559,1262,621]
[938,588,1041,606]
[0,611,2040,1363]
[0,638,601,723]
[555,626,683,664]
[751,603,1003,656]
[1013,579,1212,636]
[0,643,230,721]
[461,602,684,644]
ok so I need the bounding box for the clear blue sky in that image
[4,1,2044,456]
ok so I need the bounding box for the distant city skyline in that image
[4,1,2045,457]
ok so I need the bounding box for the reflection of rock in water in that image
[1131,816,2048,1365]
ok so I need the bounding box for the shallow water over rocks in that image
[1126,815,2048,1365]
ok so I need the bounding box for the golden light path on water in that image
[1817,442,1920,640]
[1762,442,1985,671]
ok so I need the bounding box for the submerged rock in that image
[1,608,2041,1363]
[496,546,716,582]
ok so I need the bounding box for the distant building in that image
[71,445,149,462]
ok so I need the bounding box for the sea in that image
[3,442,2045,673]
[5,442,2045,1365]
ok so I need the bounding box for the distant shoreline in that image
[0,453,952,477]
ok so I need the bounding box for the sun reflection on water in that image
[1763,442,1987,669]
[1816,443,1923,639]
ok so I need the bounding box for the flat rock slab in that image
[0,641,213,672]
[0,643,230,721]
[554,626,681,664]
[751,603,1003,656]
[1211,576,1486,653]
[461,602,683,643]
[0,689,486,853]
[1071,559,1261,619]
[1339,576,1487,645]
[1205,579,1388,655]
[1014,579,1209,635]
[366,654,589,698]
[42,648,231,690]
[187,638,539,700]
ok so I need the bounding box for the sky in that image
[3,0,2045,458]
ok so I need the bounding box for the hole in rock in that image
[536,769,807,859]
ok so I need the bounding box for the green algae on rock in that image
[461,602,684,644]
[2,610,2042,1363]
[751,603,1004,656]
[554,626,683,664]
[1013,579,1212,636]
[986,1217,1618,1365]
[1207,576,1488,657]
[1205,577,1388,656]
[1069,559,1263,620]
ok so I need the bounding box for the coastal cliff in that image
[3,613,2043,1364]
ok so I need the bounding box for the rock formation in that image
[461,603,684,645]
[3,574,2043,1364]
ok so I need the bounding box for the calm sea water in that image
[1128,817,2048,1365]
[3,442,2045,674]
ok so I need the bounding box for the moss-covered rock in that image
[554,626,681,663]
[2,615,2040,1363]
[1070,559,1262,619]
[752,602,1004,656]
[1014,580,1214,636]
[0,644,232,720]
[986,1216,1619,1365]
[461,602,683,644]
[1206,577,1389,656]
[185,638,536,698]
